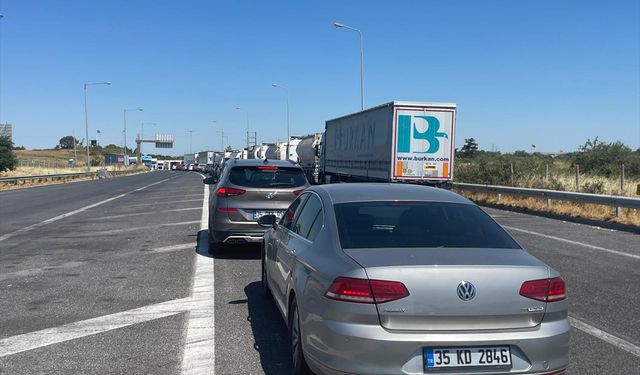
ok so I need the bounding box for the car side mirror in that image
[203,177,217,185]
[257,214,277,228]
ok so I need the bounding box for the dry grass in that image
[1,165,131,177]
[514,174,639,197]
[0,167,148,190]
[458,191,640,227]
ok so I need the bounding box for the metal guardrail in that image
[453,182,640,213]
[0,169,144,185]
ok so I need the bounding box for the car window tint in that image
[334,202,521,249]
[228,166,308,188]
[306,208,323,241]
[280,193,309,230]
[292,195,322,240]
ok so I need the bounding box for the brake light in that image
[215,187,246,197]
[217,207,238,212]
[325,277,409,304]
[520,277,566,302]
[258,166,278,170]
[293,189,304,196]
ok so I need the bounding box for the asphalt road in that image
[1,172,639,374]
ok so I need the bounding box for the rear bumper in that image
[219,232,265,244]
[303,318,570,375]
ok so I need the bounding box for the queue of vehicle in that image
[198,101,569,375]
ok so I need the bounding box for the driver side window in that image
[280,193,309,230]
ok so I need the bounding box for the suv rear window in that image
[334,201,521,249]
[229,166,308,188]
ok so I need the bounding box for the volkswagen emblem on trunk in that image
[457,281,476,301]
[265,193,275,200]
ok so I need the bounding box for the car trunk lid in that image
[344,247,550,331]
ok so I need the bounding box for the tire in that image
[207,228,218,255]
[289,299,312,375]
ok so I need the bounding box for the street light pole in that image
[334,22,364,110]
[271,84,291,160]
[188,130,193,154]
[83,81,111,171]
[123,108,143,157]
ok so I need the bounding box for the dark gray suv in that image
[204,158,310,251]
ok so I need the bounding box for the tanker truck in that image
[318,101,456,186]
[296,133,323,184]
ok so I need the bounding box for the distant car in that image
[187,164,195,171]
[204,159,310,250]
[260,183,569,375]
[197,163,206,172]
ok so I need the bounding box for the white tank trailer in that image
[296,133,323,183]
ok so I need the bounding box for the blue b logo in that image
[397,115,448,153]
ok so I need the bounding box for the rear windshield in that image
[229,166,308,188]
[334,201,521,249]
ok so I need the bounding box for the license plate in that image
[424,346,512,371]
[253,210,284,220]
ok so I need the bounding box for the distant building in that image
[0,123,11,141]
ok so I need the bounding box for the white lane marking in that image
[570,317,640,358]
[124,199,202,208]
[153,243,195,253]
[0,297,197,358]
[180,181,215,374]
[67,221,201,237]
[98,207,201,220]
[503,225,640,260]
[0,176,179,243]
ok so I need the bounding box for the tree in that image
[0,136,18,172]
[460,138,479,157]
[58,135,79,150]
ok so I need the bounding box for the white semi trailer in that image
[319,101,456,186]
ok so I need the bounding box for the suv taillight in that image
[293,189,305,196]
[215,187,246,197]
[324,277,409,304]
[520,277,566,302]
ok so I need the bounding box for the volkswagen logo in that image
[457,281,476,301]
[265,193,275,200]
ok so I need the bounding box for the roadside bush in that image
[0,136,18,172]
[571,138,638,178]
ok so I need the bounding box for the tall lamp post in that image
[123,108,143,157]
[188,130,193,154]
[83,81,111,171]
[334,22,365,110]
[271,84,291,160]
[235,107,250,150]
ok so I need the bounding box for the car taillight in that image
[293,189,304,196]
[215,187,246,197]
[520,277,566,302]
[324,277,409,304]
[217,207,238,212]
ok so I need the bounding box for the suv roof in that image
[226,158,300,168]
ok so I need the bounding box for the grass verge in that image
[457,190,640,228]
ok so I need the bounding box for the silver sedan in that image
[260,183,569,375]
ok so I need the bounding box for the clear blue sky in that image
[1,0,638,155]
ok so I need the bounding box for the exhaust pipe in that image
[225,238,247,245]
